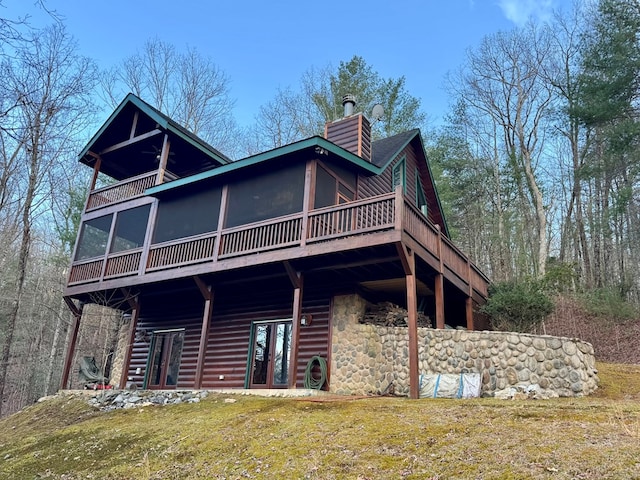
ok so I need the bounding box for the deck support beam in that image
[466,296,474,331]
[119,296,141,389]
[60,298,84,389]
[194,276,213,389]
[435,274,445,329]
[285,261,303,389]
[396,243,419,399]
[435,224,445,329]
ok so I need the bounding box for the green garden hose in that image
[303,356,327,390]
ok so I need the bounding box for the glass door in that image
[146,330,184,389]
[250,321,292,388]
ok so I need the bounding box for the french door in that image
[250,321,293,388]
[146,329,184,389]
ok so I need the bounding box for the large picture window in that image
[75,214,113,260]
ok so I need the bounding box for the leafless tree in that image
[0,23,97,416]
[448,23,554,278]
[100,38,238,156]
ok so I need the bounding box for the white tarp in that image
[419,373,482,399]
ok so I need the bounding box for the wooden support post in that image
[284,262,303,389]
[466,260,475,331]
[60,298,84,390]
[194,276,213,389]
[118,297,140,389]
[466,297,474,331]
[435,224,445,329]
[396,243,419,400]
[435,273,445,329]
[396,244,419,398]
[155,134,170,185]
[300,161,313,247]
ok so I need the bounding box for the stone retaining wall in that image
[330,294,599,397]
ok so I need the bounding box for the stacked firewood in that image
[361,301,432,328]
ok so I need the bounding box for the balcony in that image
[67,189,489,298]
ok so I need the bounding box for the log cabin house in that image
[61,93,490,399]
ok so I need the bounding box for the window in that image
[75,214,113,260]
[392,158,406,192]
[314,164,355,208]
[153,188,222,243]
[226,164,305,228]
[111,205,151,253]
[416,172,428,217]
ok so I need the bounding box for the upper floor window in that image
[392,157,406,193]
[153,187,222,244]
[111,204,151,252]
[314,164,355,208]
[75,214,113,261]
[415,172,428,217]
[75,204,153,261]
[226,163,305,228]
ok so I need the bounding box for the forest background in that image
[0,0,639,416]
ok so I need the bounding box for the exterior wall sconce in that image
[300,314,312,326]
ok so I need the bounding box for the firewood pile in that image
[361,301,432,328]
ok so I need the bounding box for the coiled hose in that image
[303,356,327,390]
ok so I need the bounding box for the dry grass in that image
[1,362,639,479]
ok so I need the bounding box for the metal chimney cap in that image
[342,94,356,116]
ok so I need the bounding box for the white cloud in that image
[496,0,555,25]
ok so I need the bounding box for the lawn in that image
[0,362,638,479]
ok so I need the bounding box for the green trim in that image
[392,156,406,193]
[244,324,257,389]
[147,136,380,196]
[415,171,427,212]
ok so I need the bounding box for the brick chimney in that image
[324,94,372,161]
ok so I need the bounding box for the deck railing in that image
[68,190,489,296]
[147,232,217,271]
[219,214,302,258]
[86,171,157,211]
[307,195,395,242]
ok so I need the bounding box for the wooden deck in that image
[67,187,489,299]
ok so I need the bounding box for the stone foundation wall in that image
[330,294,599,397]
[108,317,130,387]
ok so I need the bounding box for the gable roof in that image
[371,129,420,169]
[79,93,231,180]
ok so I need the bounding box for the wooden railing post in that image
[300,161,313,247]
[213,185,229,263]
[394,185,404,231]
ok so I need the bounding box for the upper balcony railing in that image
[69,189,489,297]
[86,171,157,211]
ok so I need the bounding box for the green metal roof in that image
[78,93,231,166]
[146,136,380,195]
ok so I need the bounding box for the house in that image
[61,93,490,399]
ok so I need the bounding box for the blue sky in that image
[7,0,576,128]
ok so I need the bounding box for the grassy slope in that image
[0,363,639,480]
